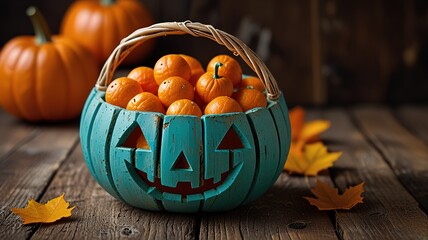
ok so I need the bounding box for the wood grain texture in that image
[243,107,280,204]
[352,106,428,213]
[395,106,428,144]
[88,103,122,200]
[202,113,256,212]
[316,108,428,239]
[30,144,198,240]
[109,110,160,211]
[1,106,428,239]
[0,111,37,161]
[187,0,316,104]
[3,1,428,104]
[199,174,338,240]
[320,0,407,103]
[0,119,79,239]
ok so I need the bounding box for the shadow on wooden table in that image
[198,173,338,239]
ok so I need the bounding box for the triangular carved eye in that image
[121,125,150,150]
[217,124,245,150]
[171,151,192,170]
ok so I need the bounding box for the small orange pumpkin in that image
[0,7,98,122]
[196,62,234,104]
[61,0,155,65]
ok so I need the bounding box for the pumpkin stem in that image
[101,0,116,6]
[213,62,223,79]
[26,6,52,44]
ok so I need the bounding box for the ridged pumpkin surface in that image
[0,36,98,121]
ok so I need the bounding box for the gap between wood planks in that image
[193,213,203,240]
[14,106,427,239]
[25,137,81,240]
[307,107,428,240]
[0,111,40,165]
[350,107,428,214]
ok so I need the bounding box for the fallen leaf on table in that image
[289,106,305,141]
[304,180,365,210]
[12,194,75,224]
[284,142,342,176]
[289,106,331,144]
[284,107,336,175]
[300,120,331,143]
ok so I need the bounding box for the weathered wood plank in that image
[202,113,256,212]
[236,0,317,104]
[31,144,198,240]
[352,106,428,213]
[316,108,428,239]
[109,111,160,211]
[199,173,338,240]
[0,121,79,239]
[0,111,37,161]
[320,0,406,103]
[395,105,428,144]
[2,106,427,239]
[243,107,280,204]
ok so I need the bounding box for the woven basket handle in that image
[96,21,281,100]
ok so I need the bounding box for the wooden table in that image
[1,106,427,239]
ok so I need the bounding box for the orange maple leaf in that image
[284,107,337,175]
[284,142,342,176]
[304,180,365,210]
[12,194,75,224]
[289,106,331,144]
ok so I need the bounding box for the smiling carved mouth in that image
[135,168,231,196]
[122,121,248,199]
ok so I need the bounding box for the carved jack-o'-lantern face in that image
[114,113,255,203]
[79,21,292,213]
[80,89,290,212]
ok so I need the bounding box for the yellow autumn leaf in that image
[304,180,365,210]
[284,142,342,176]
[300,120,331,143]
[12,194,75,224]
[289,106,331,144]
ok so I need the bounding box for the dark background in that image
[2,0,428,106]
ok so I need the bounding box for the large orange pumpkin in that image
[61,0,155,65]
[0,7,98,122]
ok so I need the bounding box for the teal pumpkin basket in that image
[80,21,291,213]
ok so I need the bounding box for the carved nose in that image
[172,152,191,170]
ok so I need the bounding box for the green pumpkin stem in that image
[26,6,52,44]
[213,62,223,79]
[101,0,116,6]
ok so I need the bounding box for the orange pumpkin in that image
[0,7,98,122]
[61,0,155,65]
[195,62,234,104]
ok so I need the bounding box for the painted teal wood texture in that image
[243,107,280,204]
[274,93,291,182]
[79,88,291,213]
[162,198,201,213]
[80,89,101,179]
[134,113,163,183]
[268,101,290,187]
[158,116,203,212]
[160,116,202,189]
[85,94,121,199]
[201,113,256,212]
[109,110,160,211]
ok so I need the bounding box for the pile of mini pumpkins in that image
[105,54,268,117]
[0,0,154,122]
